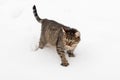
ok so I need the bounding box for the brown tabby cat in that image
[33,5,80,66]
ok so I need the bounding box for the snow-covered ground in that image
[0,0,120,80]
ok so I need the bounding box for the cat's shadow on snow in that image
[33,43,57,55]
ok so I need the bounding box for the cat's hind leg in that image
[39,35,47,49]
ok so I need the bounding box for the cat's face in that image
[62,28,80,50]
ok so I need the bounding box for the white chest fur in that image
[64,44,77,50]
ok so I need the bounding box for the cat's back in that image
[41,19,65,28]
[41,19,64,45]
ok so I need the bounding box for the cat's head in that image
[62,28,80,50]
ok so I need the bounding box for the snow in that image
[0,0,120,80]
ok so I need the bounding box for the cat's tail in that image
[33,5,42,22]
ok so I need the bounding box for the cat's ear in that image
[62,27,70,33]
[62,27,66,33]
[75,31,80,37]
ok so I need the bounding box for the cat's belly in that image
[46,43,56,48]
[48,40,57,46]
[46,34,57,46]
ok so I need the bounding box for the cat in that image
[33,5,81,66]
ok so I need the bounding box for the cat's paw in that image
[61,62,69,67]
[39,44,44,49]
[39,43,45,49]
[39,46,44,49]
[68,53,75,57]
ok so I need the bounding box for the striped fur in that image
[33,5,41,22]
[33,5,80,67]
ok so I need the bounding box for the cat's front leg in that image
[67,50,75,57]
[56,47,69,66]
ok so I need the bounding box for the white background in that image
[0,0,120,80]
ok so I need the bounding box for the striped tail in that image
[33,5,42,22]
